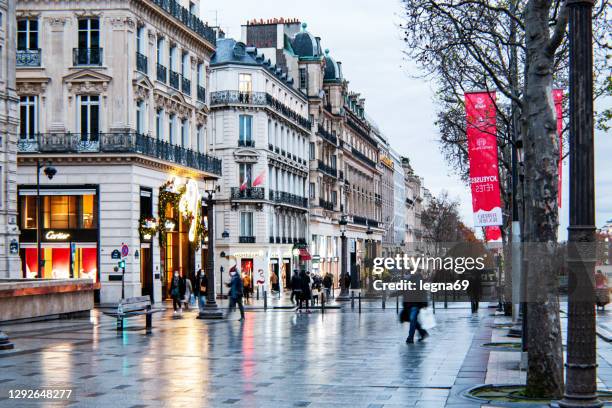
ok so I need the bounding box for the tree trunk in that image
[522,0,564,398]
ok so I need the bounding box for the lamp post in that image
[365,225,374,295]
[559,0,601,405]
[198,179,223,320]
[337,215,350,300]
[36,160,57,279]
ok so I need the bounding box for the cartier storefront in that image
[17,185,99,285]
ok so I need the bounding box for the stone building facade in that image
[14,0,220,303]
[0,0,21,278]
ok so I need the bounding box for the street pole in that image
[198,191,223,319]
[337,231,350,300]
[36,159,42,279]
[559,0,601,405]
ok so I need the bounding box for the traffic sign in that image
[121,244,129,257]
[111,249,121,260]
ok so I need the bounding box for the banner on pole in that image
[465,91,502,227]
[553,89,563,208]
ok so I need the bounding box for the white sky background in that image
[202,0,612,239]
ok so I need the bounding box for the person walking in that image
[595,270,610,311]
[401,270,429,343]
[344,272,352,292]
[299,270,312,313]
[243,272,251,302]
[195,267,206,312]
[170,271,185,315]
[183,273,193,310]
[270,272,279,293]
[290,270,301,305]
[323,272,333,301]
[227,266,245,320]
[467,269,482,313]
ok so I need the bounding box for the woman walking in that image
[170,271,185,315]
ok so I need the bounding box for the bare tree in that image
[400,0,609,398]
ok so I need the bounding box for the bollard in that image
[351,291,355,309]
[396,294,399,314]
[382,293,386,310]
[257,286,260,300]
[264,290,267,310]
[358,293,361,314]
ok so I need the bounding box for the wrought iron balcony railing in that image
[239,236,256,243]
[317,127,337,145]
[368,219,380,228]
[269,190,308,208]
[181,76,191,95]
[150,0,216,47]
[210,91,312,130]
[17,133,222,176]
[17,49,41,67]
[317,160,337,178]
[73,48,103,66]
[230,187,265,200]
[352,215,368,226]
[319,198,335,211]
[197,85,206,103]
[351,147,377,168]
[136,52,148,74]
[169,70,180,90]
[238,139,255,147]
[157,64,167,82]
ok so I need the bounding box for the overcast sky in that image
[203,0,612,238]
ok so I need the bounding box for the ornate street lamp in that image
[365,225,374,294]
[337,215,350,300]
[198,178,223,320]
[36,160,57,279]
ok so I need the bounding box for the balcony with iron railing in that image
[239,236,256,243]
[17,49,41,67]
[197,85,206,103]
[73,48,103,66]
[317,127,337,146]
[209,91,311,130]
[317,160,337,178]
[17,132,222,176]
[169,70,180,90]
[352,215,368,226]
[319,198,335,211]
[230,187,265,200]
[157,64,167,82]
[136,52,148,74]
[351,147,377,168]
[149,0,216,47]
[181,76,191,95]
[238,139,255,147]
[269,190,308,208]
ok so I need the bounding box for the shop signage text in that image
[45,231,70,240]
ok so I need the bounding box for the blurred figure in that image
[595,270,609,311]
[243,272,251,302]
[298,270,312,313]
[467,269,482,313]
[227,266,245,320]
[183,273,193,310]
[290,270,301,304]
[401,270,429,343]
[270,271,279,293]
[195,267,206,312]
[170,271,185,315]
[323,272,333,301]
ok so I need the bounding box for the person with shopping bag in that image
[400,270,430,343]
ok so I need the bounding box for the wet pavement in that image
[0,301,609,408]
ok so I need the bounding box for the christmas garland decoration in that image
[158,179,205,250]
[139,216,158,241]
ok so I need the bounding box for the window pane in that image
[78,31,88,49]
[90,19,99,30]
[28,104,35,137]
[49,196,69,228]
[29,31,38,49]
[90,105,99,139]
[20,105,26,138]
[17,32,26,50]
[22,195,37,229]
[17,20,26,31]
[80,103,88,136]
[82,195,96,228]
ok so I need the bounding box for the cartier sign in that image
[45,231,71,240]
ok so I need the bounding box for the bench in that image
[102,296,162,334]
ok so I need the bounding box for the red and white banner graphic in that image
[552,89,563,208]
[485,226,502,242]
[465,91,502,227]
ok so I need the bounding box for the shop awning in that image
[299,248,312,260]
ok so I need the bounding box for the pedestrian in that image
[195,267,207,312]
[243,272,251,302]
[183,273,192,310]
[344,272,351,291]
[290,270,301,304]
[595,270,609,311]
[299,270,312,313]
[270,272,279,293]
[170,270,185,315]
[467,269,482,313]
[227,266,245,320]
[400,270,429,343]
[323,272,333,301]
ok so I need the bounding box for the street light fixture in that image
[365,225,374,294]
[198,178,223,320]
[36,160,56,279]
[337,215,350,300]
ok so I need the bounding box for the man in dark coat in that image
[466,269,482,313]
[227,266,245,320]
[401,271,429,343]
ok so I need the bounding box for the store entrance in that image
[162,218,194,300]
[140,245,153,301]
[282,258,291,290]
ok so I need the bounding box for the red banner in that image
[485,226,502,242]
[465,92,502,227]
[553,89,563,208]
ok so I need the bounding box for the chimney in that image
[337,61,343,78]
